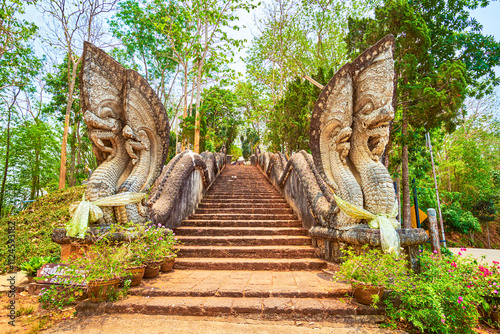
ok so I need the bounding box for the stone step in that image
[188,213,298,220]
[207,191,280,195]
[195,208,294,215]
[174,258,327,271]
[174,226,308,236]
[76,296,382,322]
[198,203,290,209]
[177,235,312,246]
[181,219,302,227]
[176,245,316,258]
[203,194,283,200]
[201,198,287,204]
[128,270,348,299]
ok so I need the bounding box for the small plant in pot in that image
[333,246,408,306]
[129,224,179,278]
[66,237,128,303]
[160,228,180,273]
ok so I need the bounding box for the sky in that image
[24,1,500,83]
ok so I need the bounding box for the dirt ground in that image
[0,292,76,334]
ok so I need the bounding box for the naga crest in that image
[310,35,396,229]
[81,42,170,225]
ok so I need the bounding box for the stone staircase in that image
[174,165,326,271]
[77,165,381,322]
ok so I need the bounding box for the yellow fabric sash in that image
[66,192,146,239]
[333,193,401,256]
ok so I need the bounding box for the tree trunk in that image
[181,65,188,151]
[194,58,203,153]
[58,61,77,190]
[69,124,76,187]
[0,90,20,217]
[401,110,411,228]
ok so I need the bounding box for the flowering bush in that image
[128,223,180,265]
[385,248,500,333]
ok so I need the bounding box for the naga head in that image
[352,38,395,162]
[84,102,122,135]
[310,66,364,228]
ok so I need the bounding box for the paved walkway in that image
[449,248,500,264]
[43,314,404,334]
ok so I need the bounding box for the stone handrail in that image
[52,150,226,247]
[147,150,226,229]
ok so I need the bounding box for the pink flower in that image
[433,250,438,254]
[494,290,498,294]
[462,306,466,309]
[467,285,473,288]
[458,252,462,256]
[494,261,499,265]
[441,318,445,323]
[461,248,467,251]
[451,262,457,268]
[458,296,463,304]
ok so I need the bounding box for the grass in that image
[0,185,86,273]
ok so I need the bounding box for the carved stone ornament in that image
[310,35,397,229]
[80,42,170,226]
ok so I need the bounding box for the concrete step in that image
[177,235,312,246]
[188,213,298,220]
[174,258,327,271]
[195,208,294,215]
[76,296,383,322]
[175,226,307,237]
[181,219,302,227]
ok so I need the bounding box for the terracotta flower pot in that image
[353,284,384,305]
[143,261,162,278]
[122,266,145,287]
[491,309,500,322]
[88,278,120,303]
[161,258,175,273]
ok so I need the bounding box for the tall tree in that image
[0,0,42,216]
[247,0,379,104]
[345,0,495,227]
[39,0,118,189]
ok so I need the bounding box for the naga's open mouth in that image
[367,135,386,156]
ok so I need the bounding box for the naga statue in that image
[256,35,427,261]
[66,42,170,237]
[55,42,226,243]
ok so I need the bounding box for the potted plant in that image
[160,229,180,272]
[66,236,128,302]
[128,224,175,278]
[334,246,408,305]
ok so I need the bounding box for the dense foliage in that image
[0,0,499,247]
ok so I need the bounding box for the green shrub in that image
[442,202,481,234]
[20,255,58,277]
